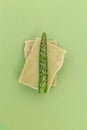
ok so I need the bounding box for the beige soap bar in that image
[19,38,66,91]
[24,39,57,86]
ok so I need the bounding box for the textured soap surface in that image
[19,38,66,90]
[24,39,58,86]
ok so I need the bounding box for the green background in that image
[0,0,87,130]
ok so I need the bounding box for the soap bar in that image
[19,38,66,91]
[24,39,57,86]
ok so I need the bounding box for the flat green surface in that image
[0,0,87,130]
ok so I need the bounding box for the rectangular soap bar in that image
[24,39,57,86]
[19,38,66,91]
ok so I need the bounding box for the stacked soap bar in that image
[19,38,66,92]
